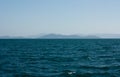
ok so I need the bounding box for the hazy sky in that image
[0,0,120,36]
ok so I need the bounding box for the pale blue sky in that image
[0,0,120,36]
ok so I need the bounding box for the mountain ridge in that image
[2,33,120,39]
[0,34,100,39]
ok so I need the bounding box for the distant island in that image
[39,34,99,39]
[0,34,99,39]
[1,33,120,39]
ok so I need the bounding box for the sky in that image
[0,0,120,36]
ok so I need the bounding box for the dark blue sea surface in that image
[0,39,120,77]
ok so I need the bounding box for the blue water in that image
[0,39,120,77]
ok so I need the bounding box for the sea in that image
[0,39,120,77]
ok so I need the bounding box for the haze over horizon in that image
[1,0,120,36]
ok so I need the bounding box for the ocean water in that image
[0,39,120,77]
